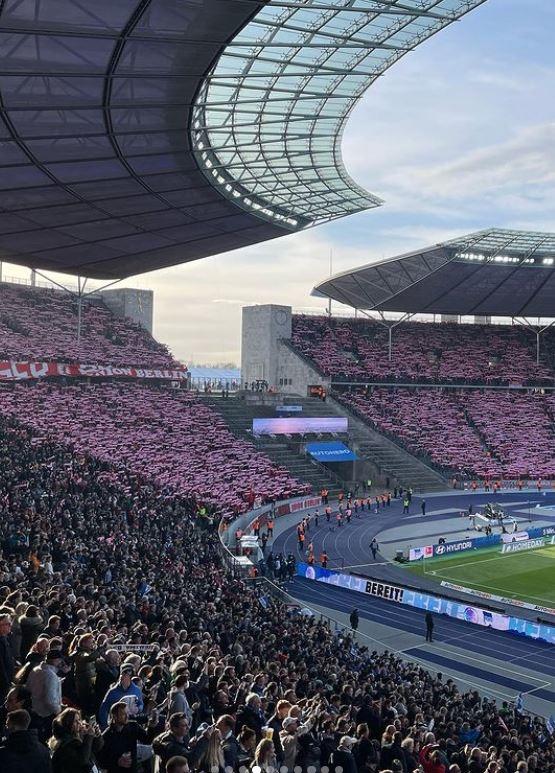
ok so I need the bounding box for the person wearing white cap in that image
[279,713,314,772]
[330,736,358,773]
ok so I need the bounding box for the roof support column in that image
[359,310,413,362]
[31,269,123,351]
[512,317,555,367]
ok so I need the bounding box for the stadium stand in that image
[0,409,553,772]
[291,315,555,385]
[337,388,555,479]
[0,382,309,516]
[0,283,175,368]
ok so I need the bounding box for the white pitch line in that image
[430,647,551,687]
[339,561,383,570]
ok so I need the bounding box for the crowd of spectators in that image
[291,316,555,386]
[0,283,176,368]
[1,416,554,773]
[336,388,555,479]
[0,382,309,517]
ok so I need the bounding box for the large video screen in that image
[252,417,347,436]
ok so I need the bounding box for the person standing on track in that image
[336,511,342,528]
[314,509,319,527]
[346,507,352,525]
[349,608,359,633]
[421,499,426,517]
[402,496,410,514]
[325,505,332,523]
[320,551,328,569]
[425,611,434,642]
[369,539,379,561]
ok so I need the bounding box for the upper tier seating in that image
[338,388,555,478]
[291,315,555,385]
[0,283,175,367]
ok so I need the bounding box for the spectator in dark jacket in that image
[401,737,419,772]
[18,606,43,659]
[215,714,241,771]
[153,713,190,772]
[0,709,52,773]
[94,650,121,708]
[353,723,379,772]
[330,735,358,773]
[236,693,264,739]
[48,707,103,773]
[0,613,15,703]
[97,701,154,773]
[266,700,291,764]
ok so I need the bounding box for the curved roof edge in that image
[0,0,489,280]
[193,0,488,228]
[312,229,555,318]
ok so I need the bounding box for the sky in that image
[3,0,554,365]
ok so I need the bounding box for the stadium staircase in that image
[329,397,448,493]
[204,395,343,496]
[207,393,446,494]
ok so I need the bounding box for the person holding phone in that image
[48,707,103,773]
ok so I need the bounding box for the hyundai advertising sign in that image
[433,539,474,557]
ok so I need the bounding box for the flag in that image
[515,694,524,714]
[546,715,555,735]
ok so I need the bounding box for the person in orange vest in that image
[252,518,260,536]
[320,551,328,568]
[338,491,344,503]
[493,481,500,494]
[267,518,274,537]
[307,552,315,566]
[516,479,523,491]
[298,531,305,552]
[471,480,478,492]
[537,478,543,492]
[321,488,329,505]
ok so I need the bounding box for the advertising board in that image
[252,417,347,436]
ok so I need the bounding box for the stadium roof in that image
[313,229,555,318]
[0,0,486,280]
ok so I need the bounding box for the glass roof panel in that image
[193,0,487,226]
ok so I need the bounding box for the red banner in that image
[0,361,189,382]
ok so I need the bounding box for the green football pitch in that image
[406,543,555,608]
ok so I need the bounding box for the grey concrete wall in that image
[241,304,331,395]
[241,304,292,388]
[277,341,331,396]
[100,288,154,334]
